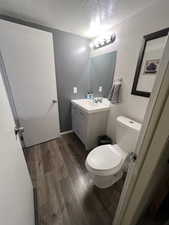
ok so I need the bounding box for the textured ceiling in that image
[0,0,159,38]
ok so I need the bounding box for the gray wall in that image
[0,15,90,132]
[53,32,90,131]
[89,51,117,97]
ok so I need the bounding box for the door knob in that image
[128,152,137,162]
[52,100,57,104]
[14,126,24,139]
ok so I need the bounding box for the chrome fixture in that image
[94,97,103,103]
[14,126,24,139]
[90,33,116,49]
[52,99,57,104]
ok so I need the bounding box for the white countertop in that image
[71,98,111,113]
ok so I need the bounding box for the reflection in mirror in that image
[88,51,117,98]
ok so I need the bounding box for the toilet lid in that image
[86,145,122,171]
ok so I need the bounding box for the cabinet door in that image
[77,109,87,143]
[72,104,80,136]
[72,104,87,144]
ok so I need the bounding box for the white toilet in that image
[85,116,141,188]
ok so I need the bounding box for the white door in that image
[0,19,60,147]
[0,67,34,225]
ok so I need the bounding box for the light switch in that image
[99,86,103,92]
[73,86,77,94]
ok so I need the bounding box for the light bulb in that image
[89,42,94,49]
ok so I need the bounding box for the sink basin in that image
[71,98,111,113]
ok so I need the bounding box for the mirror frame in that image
[131,28,169,98]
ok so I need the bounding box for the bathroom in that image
[1,0,169,225]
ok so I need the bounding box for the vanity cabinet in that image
[72,100,110,150]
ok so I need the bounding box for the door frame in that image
[113,34,169,225]
[123,91,169,225]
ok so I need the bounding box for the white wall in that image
[91,0,169,140]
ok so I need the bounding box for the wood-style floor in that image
[25,133,125,225]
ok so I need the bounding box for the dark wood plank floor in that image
[25,133,125,225]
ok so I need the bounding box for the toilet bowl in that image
[85,116,141,188]
[86,144,127,188]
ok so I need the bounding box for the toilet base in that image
[90,171,123,188]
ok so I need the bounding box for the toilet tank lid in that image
[117,116,142,131]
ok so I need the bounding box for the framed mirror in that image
[131,28,169,97]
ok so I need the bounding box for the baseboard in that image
[33,188,39,225]
[60,130,73,135]
[24,135,60,149]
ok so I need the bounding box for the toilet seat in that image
[86,144,127,176]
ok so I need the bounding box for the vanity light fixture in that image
[90,33,116,50]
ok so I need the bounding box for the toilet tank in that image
[116,116,142,153]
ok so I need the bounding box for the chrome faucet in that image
[94,97,103,103]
